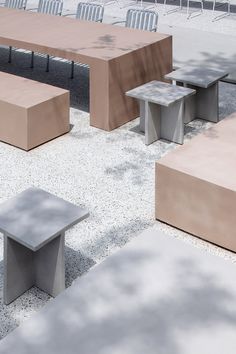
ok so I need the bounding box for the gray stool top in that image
[126,81,195,107]
[0,187,89,251]
[165,66,228,88]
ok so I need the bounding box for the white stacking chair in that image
[212,0,231,20]
[163,0,203,18]
[4,0,28,63]
[76,1,104,21]
[37,0,63,14]
[69,2,104,79]
[30,0,63,71]
[4,0,27,7]
[186,0,203,18]
[113,8,158,31]
[163,0,182,15]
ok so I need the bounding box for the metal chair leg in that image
[164,0,167,14]
[70,61,74,79]
[46,55,50,72]
[30,51,34,68]
[8,46,12,64]
[187,0,190,16]
[212,0,216,13]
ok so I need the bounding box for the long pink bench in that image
[156,113,236,251]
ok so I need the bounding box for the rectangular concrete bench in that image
[0,72,70,150]
[1,227,236,353]
[156,113,236,252]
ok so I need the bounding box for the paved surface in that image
[158,24,236,73]
[1,227,236,354]
[0,0,235,340]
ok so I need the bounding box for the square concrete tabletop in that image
[126,81,195,107]
[0,187,89,251]
[165,67,228,88]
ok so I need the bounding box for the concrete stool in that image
[165,66,228,123]
[0,187,89,305]
[126,81,195,145]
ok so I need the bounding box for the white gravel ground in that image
[0,0,236,339]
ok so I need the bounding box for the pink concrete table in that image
[0,7,172,131]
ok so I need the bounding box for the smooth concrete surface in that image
[1,227,236,353]
[156,112,236,252]
[0,7,172,131]
[0,71,69,150]
[166,67,227,122]
[4,233,65,304]
[183,82,219,123]
[192,82,219,122]
[159,100,184,144]
[0,187,89,251]
[141,99,185,144]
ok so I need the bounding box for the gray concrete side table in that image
[0,187,89,305]
[165,67,228,124]
[126,81,195,145]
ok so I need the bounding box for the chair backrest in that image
[76,2,104,22]
[37,0,63,15]
[126,9,158,31]
[4,0,27,9]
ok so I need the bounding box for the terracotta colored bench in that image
[156,113,236,252]
[0,72,69,150]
